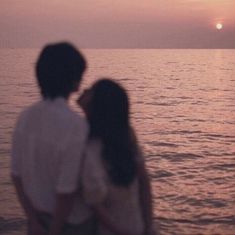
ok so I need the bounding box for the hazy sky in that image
[1,0,235,48]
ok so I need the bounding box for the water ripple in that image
[159,153,204,162]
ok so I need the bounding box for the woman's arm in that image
[137,160,154,235]
[130,129,154,234]
[93,205,135,235]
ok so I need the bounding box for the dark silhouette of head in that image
[36,42,86,99]
[89,79,129,135]
[88,79,137,187]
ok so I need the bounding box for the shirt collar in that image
[43,97,68,107]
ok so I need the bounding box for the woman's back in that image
[79,79,152,234]
[102,179,144,235]
[82,139,144,235]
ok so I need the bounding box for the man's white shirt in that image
[11,97,91,224]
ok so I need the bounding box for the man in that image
[11,42,94,235]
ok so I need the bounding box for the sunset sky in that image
[1,0,235,48]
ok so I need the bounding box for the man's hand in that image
[28,218,47,235]
[48,193,75,235]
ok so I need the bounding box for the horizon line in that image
[1,47,235,50]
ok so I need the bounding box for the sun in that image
[216,23,223,30]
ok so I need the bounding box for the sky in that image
[1,0,235,48]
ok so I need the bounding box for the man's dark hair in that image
[36,42,87,99]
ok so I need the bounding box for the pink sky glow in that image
[0,0,235,48]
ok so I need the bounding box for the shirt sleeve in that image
[82,140,108,205]
[11,117,24,177]
[56,120,88,194]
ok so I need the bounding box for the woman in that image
[78,79,155,235]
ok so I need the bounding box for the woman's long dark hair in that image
[88,79,137,187]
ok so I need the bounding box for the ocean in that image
[0,49,235,235]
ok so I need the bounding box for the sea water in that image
[0,49,235,235]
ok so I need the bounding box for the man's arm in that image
[12,159,79,235]
[11,175,35,218]
[12,175,47,235]
[49,118,89,235]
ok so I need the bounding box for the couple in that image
[11,42,155,235]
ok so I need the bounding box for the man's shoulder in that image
[15,102,41,127]
[58,111,89,150]
[67,111,89,135]
[53,101,89,136]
